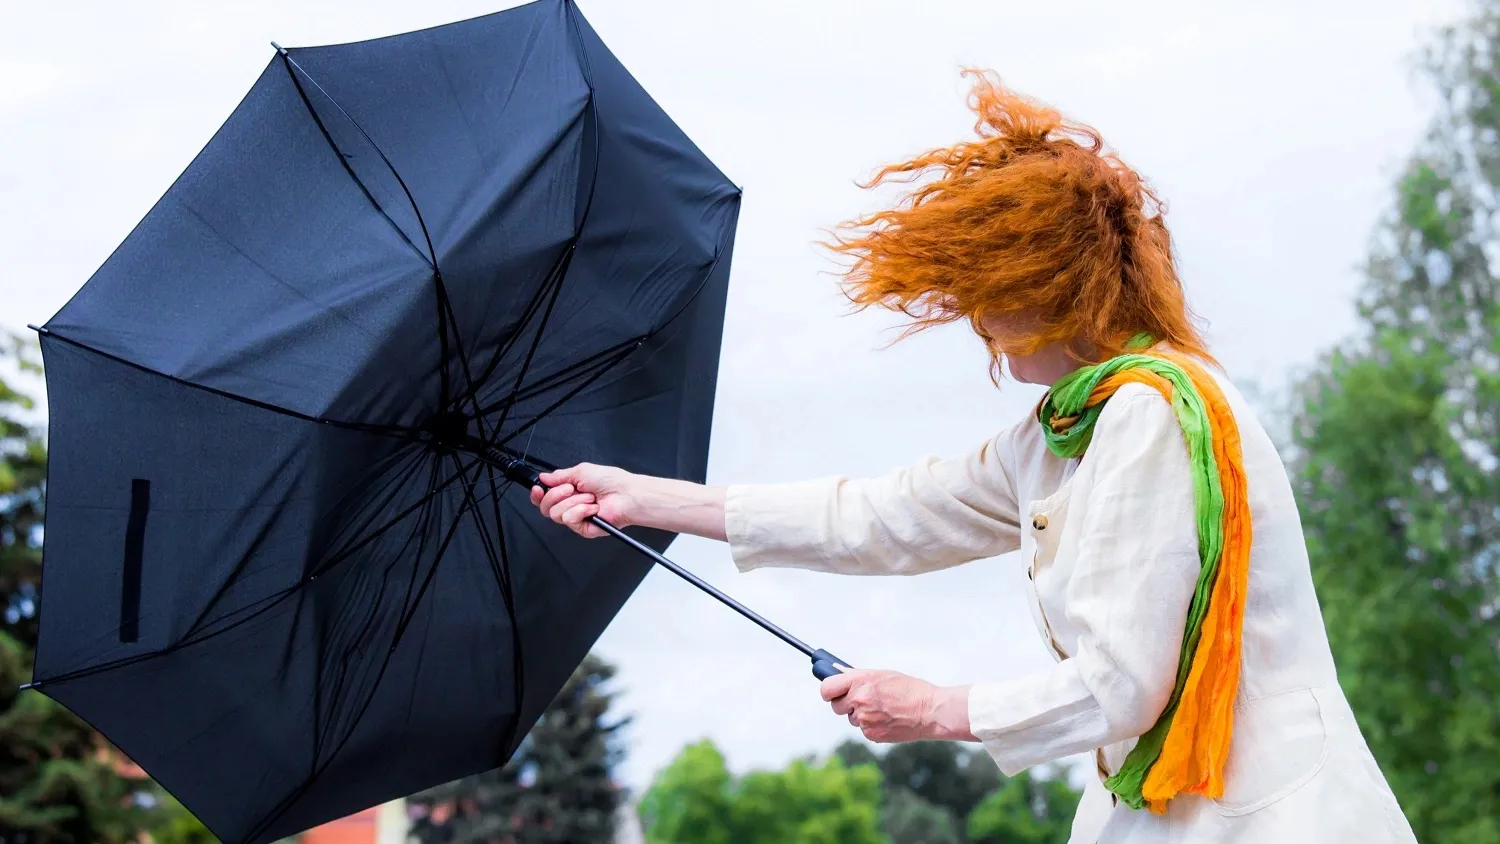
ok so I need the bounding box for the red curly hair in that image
[828,70,1213,378]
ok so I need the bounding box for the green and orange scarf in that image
[1036,342,1250,813]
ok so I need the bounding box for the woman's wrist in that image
[926,684,977,742]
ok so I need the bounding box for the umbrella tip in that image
[18,682,39,691]
[271,41,288,56]
[25,324,48,336]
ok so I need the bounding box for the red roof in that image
[300,808,378,844]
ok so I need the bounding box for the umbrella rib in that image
[475,217,734,447]
[504,347,625,406]
[33,575,305,688]
[274,49,442,269]
[461,54,604,434]
[472,334,640,419]
[39,326,423,443]
[492,343,638,449]
[455,242,576,409]
[178,444,428,643]
[312,455,444,766]
[275,54,432,270]
[450,457,514,601]
[565,4,603,225]
[242,458,487,844]
[170,197,434,407]
[274,48,485,422]
[444,70,600,421]
[310,447,439,582]
[475,66,602,436]
[306,454,480,580]
[454,11,606,425]
[91,459,479,844]
[476,350,629,456]
[462,458,529,764]
[488,247,572,439]
[387,464,454,651]
[279,35,615,445]
[38,329,427,442]
[643,227,734,345]
[436,280,485,433]
[27,454,487,690]
[315,455,443,757]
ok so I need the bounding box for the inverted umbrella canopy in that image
[26,1,767,841]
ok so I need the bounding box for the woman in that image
[529,73,1416,843]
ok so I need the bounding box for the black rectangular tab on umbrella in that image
[118,478,150,644]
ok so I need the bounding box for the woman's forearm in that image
[631,475,728,542]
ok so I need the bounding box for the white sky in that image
[1,0,1462,795]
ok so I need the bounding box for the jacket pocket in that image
[1209,686,1329,817]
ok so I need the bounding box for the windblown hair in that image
[828,70,1213,379]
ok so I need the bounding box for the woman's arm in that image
[963,390,1201,774]
[530,464,729,539]
[530,428,1025,576]
[534,468,731,540]
[721,437,1023,575]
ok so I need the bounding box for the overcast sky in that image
[2,0,1463,795]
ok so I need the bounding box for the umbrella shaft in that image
[583,514,817,658]
[480,447,817,659]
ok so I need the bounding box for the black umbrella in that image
[25,2,847,841]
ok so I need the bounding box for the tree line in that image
[408,652,1081,844]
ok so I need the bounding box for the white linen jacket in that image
[722,371,1416,843]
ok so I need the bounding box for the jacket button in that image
[1032,515,1048,531]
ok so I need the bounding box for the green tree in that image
[639,741,885,844]
[1286,3,1500,841]
[732,756,885,844]
[880,785,959,844]
[0,335,45,663]
[834,740,1075,844]
[0,335,158,843]
[635,741,732,844]
[965,772,1075,844]
[832,739,881,771]
[876,742,999,824]
[408,654,628,844]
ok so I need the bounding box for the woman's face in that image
[978,312,1088,387]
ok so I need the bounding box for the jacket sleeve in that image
[967,390,1202,775]
[722,428,1024,576]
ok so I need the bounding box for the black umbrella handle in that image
[485,449,850,681]
[811,648,852,680]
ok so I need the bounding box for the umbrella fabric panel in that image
[500,215,738,486]
[35,337,527,839]
[44,58,446,428]
[285,0,601,432]
[284,0,594,270]
[34,336,375,673]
